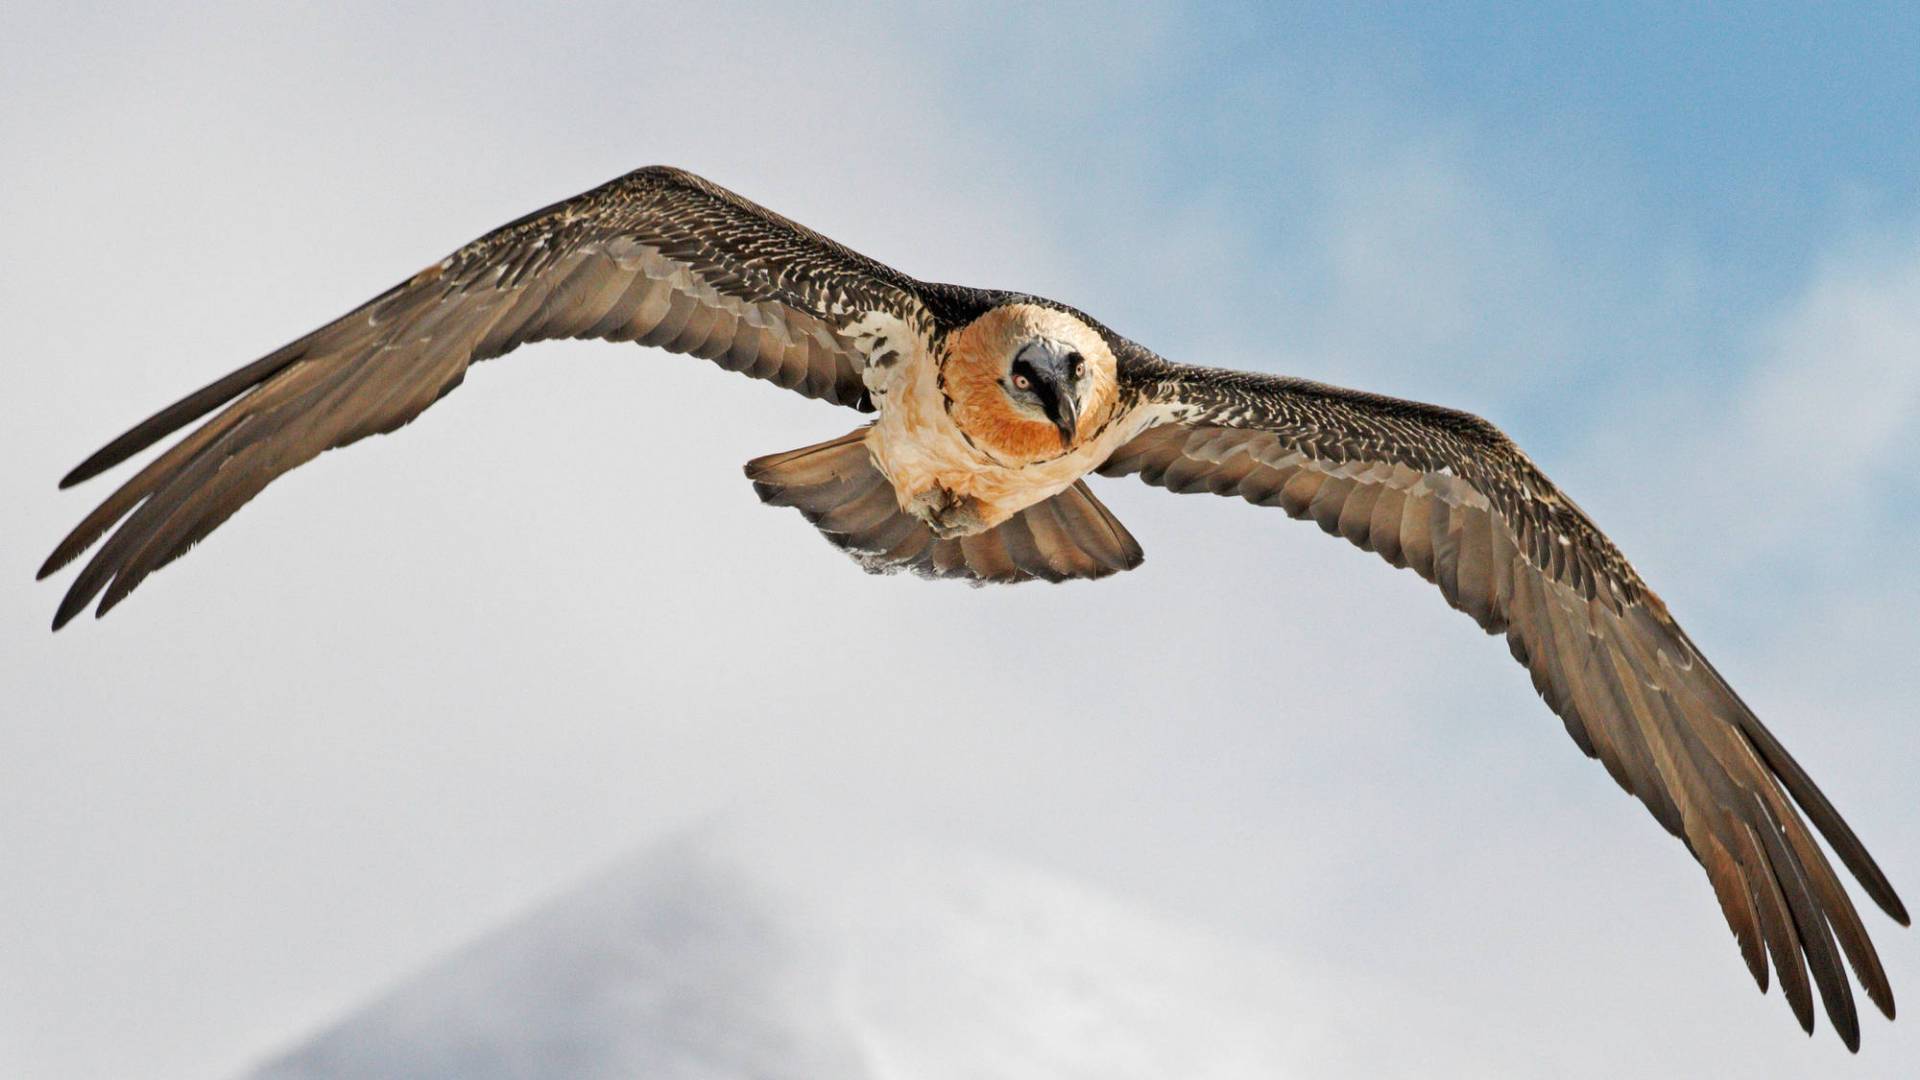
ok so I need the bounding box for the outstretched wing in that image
[41,166,928,628]
[1099,351,1907,1050]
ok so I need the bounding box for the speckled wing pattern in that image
[1098,348,1907,1049]
[40,167,927,628]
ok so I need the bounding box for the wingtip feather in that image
[50,589,87,632]
[1885,894,1910,928]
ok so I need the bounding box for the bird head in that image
[1004,337,1088,447]
[943,303,1116,462]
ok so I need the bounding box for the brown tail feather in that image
[745,429,1144,584]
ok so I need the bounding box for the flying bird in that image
[40,166,1906,1049]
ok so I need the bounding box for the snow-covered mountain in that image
[243,823,1317,1079]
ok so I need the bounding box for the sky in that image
[2,3,1917,1077]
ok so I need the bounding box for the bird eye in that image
[1012,373,1032,390]
[1068,352,1085,378]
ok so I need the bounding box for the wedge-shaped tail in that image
[746,429,1144,584]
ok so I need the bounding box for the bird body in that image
[40,165,1907,1050]
[861,302,1138,539]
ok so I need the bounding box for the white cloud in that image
[1566,224,1920,602]
[1725,238,1920,537]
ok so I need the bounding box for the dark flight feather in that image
[1098,349,1905,1049]
[41,167,928,627]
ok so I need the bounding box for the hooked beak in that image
[1048,390,1079,448]
[1014,340,1083,448]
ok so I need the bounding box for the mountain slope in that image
[243,824,1313,1079]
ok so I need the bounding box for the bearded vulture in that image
[39,166,1906,1049]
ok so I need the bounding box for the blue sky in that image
[1130,5,1920,257]
[925,4,1920,399]
[3,4,1917,1078]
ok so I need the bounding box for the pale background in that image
[3,4,1917,1077]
